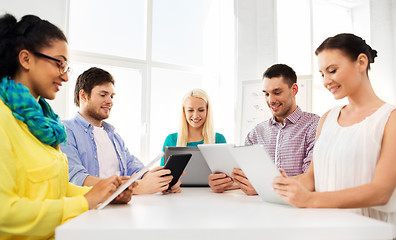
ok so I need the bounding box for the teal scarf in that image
[0,77,67,146]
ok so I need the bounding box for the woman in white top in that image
[272,33,396,231]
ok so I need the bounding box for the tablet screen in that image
[198,144,237,176]
[231,145,287,205]
[96,152,164,210]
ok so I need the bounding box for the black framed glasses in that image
[33,52,71,77]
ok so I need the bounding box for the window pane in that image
[68,0,146,59]
[277,0,312,75]
[312,2,353,48]
[66,63,142,158]
[150,68,203,159]
[152,0,207,66]
[311,1,351,115]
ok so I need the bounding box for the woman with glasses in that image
[0,14,133,239]
[272,33,396,233]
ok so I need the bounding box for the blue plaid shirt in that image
[60,113,144,186]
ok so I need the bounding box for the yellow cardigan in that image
[0,100,90,240]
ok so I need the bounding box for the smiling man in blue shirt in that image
[61,67,181,194]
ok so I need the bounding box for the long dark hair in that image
[315,33,377,70]
[0,14,67,79]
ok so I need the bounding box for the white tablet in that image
[96,152,164,210]
[198,143,238,177]
[230,145,289,205]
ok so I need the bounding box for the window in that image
[67,63,142,154]
[68,0,235,163]
[277,0,312,76]
[277,0,369,116]
[150,68,203,156]
[152,0,205,66]
[68,0,146,59]
[311,1,353,115]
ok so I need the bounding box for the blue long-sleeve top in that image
[60,113,144,186]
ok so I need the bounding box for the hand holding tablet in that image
[230,145,289,205]
[96,152,164,210]
[198,143,238,177]
[163,154,192,190]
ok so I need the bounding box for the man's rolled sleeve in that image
[302,118,319,173]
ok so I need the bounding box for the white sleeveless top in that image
[313,103,396,230]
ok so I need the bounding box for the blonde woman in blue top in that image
[161,89,226,165]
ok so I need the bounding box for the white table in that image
[56,188,394,240]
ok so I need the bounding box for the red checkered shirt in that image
[245,107,319,176]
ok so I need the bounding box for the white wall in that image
[369,0,396,104]
[394,0,396,83]
[0,0,70,118]
[235,0,277,143]
[391,0,396,104]
[235,0,277,81]
[0,0,67,27]
[352,0,371,40]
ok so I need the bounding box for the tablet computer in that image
[96,152,164,210]
[163,153,192,189]
[198,143,238,176]
[164,147,210,187]
[230,145,289,205]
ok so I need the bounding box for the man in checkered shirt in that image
[209,64,320,195]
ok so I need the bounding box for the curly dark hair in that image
[0,14,67,79]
